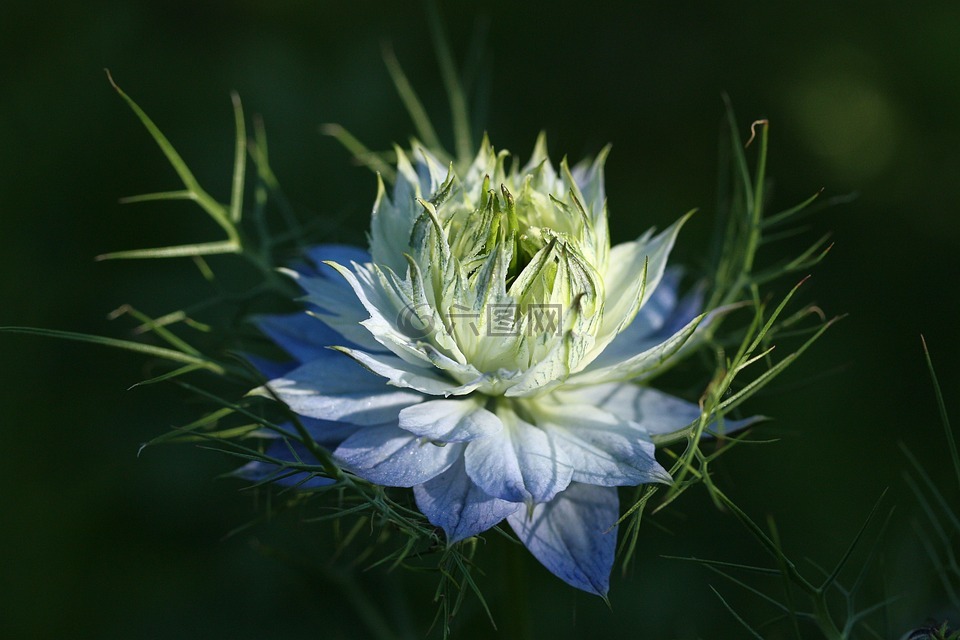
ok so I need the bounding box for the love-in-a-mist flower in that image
[247,136,745,595]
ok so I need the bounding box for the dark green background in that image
[2,1,958,638]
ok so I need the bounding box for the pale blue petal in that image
[371,152,422,275]
[233,439,334,489]
[619,267,682,340]
[335,425,463,487]
[659,281,704,338]
[288,269,385,351]
[323,261,449,366]
[606,278,703,360]
[536,404,671,486]
[463,411,573,503]
[266,350,422,426]
[413,457,522,543]
[555,383,761,437]
[399,397,502,442]
[507,483,619,596]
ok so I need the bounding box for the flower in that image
[245,136,748,596]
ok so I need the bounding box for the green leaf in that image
[922,335,960,493]
[320,123,397,183]
[229,91,247,224]
[105,70,236,238]
[710,585,767,639]
[426,0,472,165]
[96,240,240,261]
[0,326,224,374]
[382,43,445,155]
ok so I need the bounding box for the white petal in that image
[507,483,619,596]
[265,350,422,426]
[338,347,481,397]
[464,410,573,503]
[414,457,522,543]
[399,397,502,442]
[596,215,690,344]
[566,312,704,386]
[335,425,462,487]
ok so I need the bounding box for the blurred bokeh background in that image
[2,1,959,638]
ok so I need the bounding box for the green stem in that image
[742,120,768,276]
[812,594,844,640]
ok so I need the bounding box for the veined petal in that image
[399,396,502,442]
[414,457,522,543]
[334,425,462,487]
[507,483,619,596]
[502,332,577,398]
[265,350,422,426]
[535,403,670,486]
[463,409,573,503]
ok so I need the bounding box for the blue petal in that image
[233,439,335,489]
[243,353,296,380]
[507,483,619,596]
[284,261,386,353]
[254,312,344,364]
[335,425,463,487]
[413,457,522,543]
[301,244,371,278]
[266,349,423,426]
[463,410,573,503]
